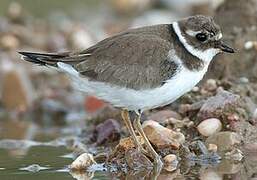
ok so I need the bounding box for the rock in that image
[197,90,240,121]
[148,110,182,123]
[199,169,223,180]
[7,2,24,23]
[125,149,152,169]
[142,120,185,151]
[111,0,153,14]
[69,25,95,49]
[206,132,242,152]
[197,118,222,137]
[69,153,96,170]
[208,144,218,153]
[94,119,121,145]
[0,34,20,50]
[215,159,241,174]
[163,154,178,172]
[204,79,218,91]
[1,60,35,110]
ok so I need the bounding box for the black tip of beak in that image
[219,41,235,53]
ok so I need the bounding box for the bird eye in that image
[196,33,207,42]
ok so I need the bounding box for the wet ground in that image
[0,118,256,180]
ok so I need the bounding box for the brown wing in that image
[75,32,177,90]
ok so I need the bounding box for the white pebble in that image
[69,153,96,170]
[197,118,222,137]
[244,41,254,49]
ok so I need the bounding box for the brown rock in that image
[142,120,185,151]
[148,110,182,123]
[94,119,121,145]
[206,131,242,152]
[1,62,35,110]
[125,149,152,169]
[197,90,240,121]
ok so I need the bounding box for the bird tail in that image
[18,51,90,67]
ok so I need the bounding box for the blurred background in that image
[0,0,256,179]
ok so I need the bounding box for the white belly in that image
[57,62,208,111]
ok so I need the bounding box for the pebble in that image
[197,118,222,137]
[208,144,218,152]
[70,25,95,49]
[244,41,257,50]
[148,110,182,123]
[163,154,178,172]
[206,131,241,152]
[142,120,185,151]
[215,159,241,174]
[69,153,96,170]
[197,90,240,120]
[0,34,20,50]
[94,119,121,145]
[204,79,218,91]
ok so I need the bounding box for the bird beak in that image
[215,40,235,53]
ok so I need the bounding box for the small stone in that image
[199,169,223,180]
[197,90,240,121]
[208,144,218,152]
[215,159,241,174]
[125,149,152,169]
[148,110,182,123]
[95,119,121,145]
[192,86,200,92]
[197,118,222,137]
[0,34,20,50]
[204,79,217,91]
[69,25,95,49]
[244,41,257,50]
[142,120,185,151]
[69,153,96,170]
[206,131,241,152]
[163,154,178,172]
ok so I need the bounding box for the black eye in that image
[196,33,207,42]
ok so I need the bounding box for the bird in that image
[19,15,234,167]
